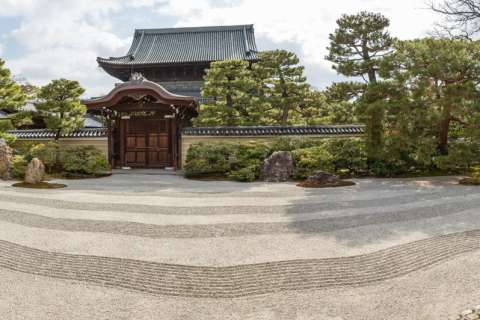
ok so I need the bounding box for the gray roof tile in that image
[98,25,258,66]
[182,125,365,136]
[9,128,107,139]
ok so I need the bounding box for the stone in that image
[24,158,45,184]
[298,170,356,188]
[260,151,294,182]
[0,138,13,180]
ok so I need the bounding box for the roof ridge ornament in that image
[129,72,146,82]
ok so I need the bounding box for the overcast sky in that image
[0,0,441,97]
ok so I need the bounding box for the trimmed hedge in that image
[184,138,367,182]
[184,141,270,182]
[11,155,28,180]
[184,137,479,182]
[9,143,109,179]
[60,145,109,176]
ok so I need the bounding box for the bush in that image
[10,140,37,156]
[185,141,269,181]
[0,132,16,145]
[184,142,235,178]
[185,138,368,181]
[60,145,108,176]
[292,146,335,179]
[433,141,480,173]
[28,142,59,173]
[324,139,368,175]
[11,155,28,180]
[228,165,259,182]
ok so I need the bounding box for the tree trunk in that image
[54,128,61,141]
[280,75,289,125]
[362,41,377,84]
[438,116,451,155]
[280,107,289,126]
[226,93,235,126]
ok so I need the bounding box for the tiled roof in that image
[9,128,107,139]
[182,125,365,136]
[98,25,258,66]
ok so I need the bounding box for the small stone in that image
[0,138,13,180]
[260,151,294,182]
[298,170,356,188]
[24,158,45,184]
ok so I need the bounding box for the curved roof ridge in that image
[97,24,258,76]
[135,24,254,34]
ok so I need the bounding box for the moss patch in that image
[12,182,67,189]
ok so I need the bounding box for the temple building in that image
[9,24,365,171]
[83,25,259,170]
[97,25,258,102]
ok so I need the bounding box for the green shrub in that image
[10,140,37,156]
[433,141,480,173]
[184,142,234,178]
[292,146,335,179]
[324,139,368,174]
[60,145,108,175]
[11,155,28,180]
[228,165,259,182]
[228,142,270,180]
[0,132,16,145]
[185,141,269,181]
[29,142,60,173]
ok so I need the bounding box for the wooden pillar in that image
[171,117,178,170]
[104,109,114,168]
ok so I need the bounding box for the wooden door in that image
[146,119,171,168]
[124,118,172,168]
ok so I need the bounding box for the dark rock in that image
[0,139,13,180]
[260,151,294,182]
[298,170,356,188]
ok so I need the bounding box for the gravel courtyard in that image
[0,174,479,319]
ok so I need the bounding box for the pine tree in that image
[254,50,309,125]
[194,60,259,126]
[381,38,480,154]
[327,11,393,160]
[35,79,86,140]
[0,58,27,132]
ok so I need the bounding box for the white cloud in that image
[0,0,441,96]
[0,0,167,96]
[161,0,440,88]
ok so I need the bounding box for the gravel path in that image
[0,175,479,319]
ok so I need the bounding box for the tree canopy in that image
[381,38,480,153]
[35,79,86,140]
[0,58,29,133]
[195,50,334,126]
[327,11,394,161]
[194,60,259,126]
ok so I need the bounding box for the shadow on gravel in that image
[284,177,480,248]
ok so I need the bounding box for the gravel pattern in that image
[1,196,480,238]
[0,175,479,319]
[0,230,479,298]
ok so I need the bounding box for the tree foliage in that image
[194,60,259,126]
[381,38,480,154]
[327,11,394,161]
[326,11,393,83]
[0,58,28,133]
[253,50,311,125]
[35,79,86,140]
[196,50,335,126]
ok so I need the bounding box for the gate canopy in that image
[84,77,198,118]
